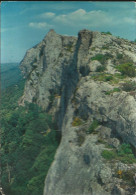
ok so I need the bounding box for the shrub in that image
[117,170,123,178]
[117,144,136,164]
[91,53,112,64]
[72,117,83,126]
[115,62,136,77]
[92,73,113,82]
[122,170,135,186]
[114,73,126,79]
[105,75,113,81]
[65,43,73,52]
[87,120,99,134]
[96,66,106,72]
[97,139,107,145]
[116,53,123,59]
[77,134,85,146]
[118,143,132,155]
[119,154,136,164]
[91,54,104,61]
[91,47,96,51]
[121,81,136,92]
[105,88,121,95]
[102,31,112,35]
[101,143,136,164]
[102,45,109,50]
[116,169,135,186]
[101,150,117,160]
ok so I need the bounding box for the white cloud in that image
[53,9,114,28]
[29,22,53,29]
[40,12,55,18]
[52,8,135,29]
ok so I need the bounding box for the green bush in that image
[101,150,117,160]
[117,144,136,164]
[119,154,136,164]
[91,53,112,64]
[121,81,136,92]
[87,120,99,134]
[105,88,121,95]
[105,75,113,81]
[91,47,96,51]
[118,143,133,155]
[122,170,135,186]
[116,62,136,77]
[102,31,112,35]
[92,73,113,82]
[96,66,106,72]
[101,143,136,164]
[117,53,123,59]
[91,54,104,61]
[102,45,109,50]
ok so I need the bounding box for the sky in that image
[1,1,136,63]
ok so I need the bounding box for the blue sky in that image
[1,1,136,63]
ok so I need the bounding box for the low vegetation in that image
[101,143,136,164]
[72,117,83,126]
[96,65,106,72]
[118,169,135,186]
[116,53,123,60]
[91,53,112,64]
[102,45,109,50]
[65,43,73,52]
[121,81,136,92]
[91,72,127,84]
[105,88,121,95]
[86,120,99,134]
[115,62,136,77]
[91,73,113,82]
[101,31,112,35]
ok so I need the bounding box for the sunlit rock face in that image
[20,29,136,195]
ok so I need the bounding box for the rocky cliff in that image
[19,29,136,195]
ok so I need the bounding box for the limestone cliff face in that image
[19,29,136,195]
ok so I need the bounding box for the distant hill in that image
[1,63,23,90]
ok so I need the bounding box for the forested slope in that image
[1,79,60,195]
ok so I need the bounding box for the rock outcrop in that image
[19,29,136,195]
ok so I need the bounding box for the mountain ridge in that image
[19,29,136,195]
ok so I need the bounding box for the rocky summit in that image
[19,29,136,195]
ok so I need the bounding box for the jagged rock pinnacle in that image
[43,29,57,40]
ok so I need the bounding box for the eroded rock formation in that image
[19,29,136,195]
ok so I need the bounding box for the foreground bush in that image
[116,62,136,77]
[102,143,136,164]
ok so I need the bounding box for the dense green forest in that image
[1,69,60,194]
[1,63,22,90]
